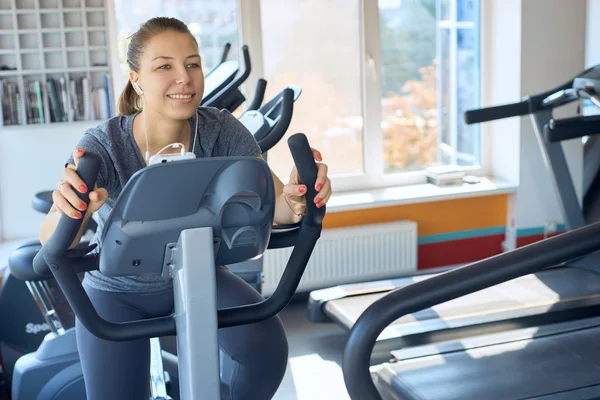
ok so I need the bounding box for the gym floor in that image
[0,239,351,400]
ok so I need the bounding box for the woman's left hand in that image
[283,148,332,216]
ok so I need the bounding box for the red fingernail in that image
[299,186,306,193]
[76,147,83,153]
[315,197,322,204]
[80,203,87,210]
[316,184,323,191]
[79,184,87,193]
[75,211,82,219]
[318,154,322,161]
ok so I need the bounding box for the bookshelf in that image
[0,0,114,127]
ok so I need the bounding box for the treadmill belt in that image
[373,323,600,400]
[325,268,600,338]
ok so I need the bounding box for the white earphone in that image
[133,80,144,95]
[143,111,199,163]
[133,78,198,163]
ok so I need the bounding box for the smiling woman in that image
[36,15,332,400]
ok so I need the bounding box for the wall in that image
[478,0,586,251]
[586,0,600,67]
[515,0,586,231]
[324,193,510,270]
[0,121,100,240]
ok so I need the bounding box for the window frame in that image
[239,0,490,194]
[110,1,489,194]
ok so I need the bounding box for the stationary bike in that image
[6,133,323,399]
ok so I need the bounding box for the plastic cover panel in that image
[99,157,275,277]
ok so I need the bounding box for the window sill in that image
[325,177,518,213]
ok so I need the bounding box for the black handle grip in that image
[247,79,267,111]
[220,42,231,64]
[545,115,600,142]
[464,101,530,124]
[33,151,102,276]
[257,88,295,153]
[288,133,326,225]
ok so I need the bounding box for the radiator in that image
[262,220,418,295]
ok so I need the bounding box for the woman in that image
[39,16,332,400]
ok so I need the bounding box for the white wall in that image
[0,121,100,240]
[516,0,586,229]
[483,0,587,248]
[586,0,600,67]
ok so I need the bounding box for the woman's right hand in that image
[53,147,108,219]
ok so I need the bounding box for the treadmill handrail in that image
[461,64,600,124]
[463,80,572,124]
[545,115,600,142]
[342,221,600,399]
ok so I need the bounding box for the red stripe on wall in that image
[516,231,564,248]
[418,233,505,270]
[418,231,567,270]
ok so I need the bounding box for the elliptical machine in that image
[9,133,323,399]
[0,82,302,398]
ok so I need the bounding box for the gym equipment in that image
[342,214,600,399]
[21,133,323,399]
[0,256,76,395]
[227,83,303,292]
[308,64,600,362]
[0,83,302,397]
[200,45,251,112]
[204,42,231,78]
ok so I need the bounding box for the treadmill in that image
[342,205,600,399]
[308,64,600,362]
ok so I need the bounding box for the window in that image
[379,0,481,174]
[111,0,481,192]
[113,1,239,85]
[258,0,364,179]
[259,0,481,190]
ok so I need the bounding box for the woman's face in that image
[132,30,204,120]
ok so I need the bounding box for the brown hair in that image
[116,17,198,116]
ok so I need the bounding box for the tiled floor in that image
[0,238,352,399]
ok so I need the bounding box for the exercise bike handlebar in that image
[220,42,232,64]
[33,133,324,341]
[545,115,600,142]
[256,88,295,153]
[247,78,267,111]
[203,45,251,108]
[33,152,102,277]
[342,220,600,399]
